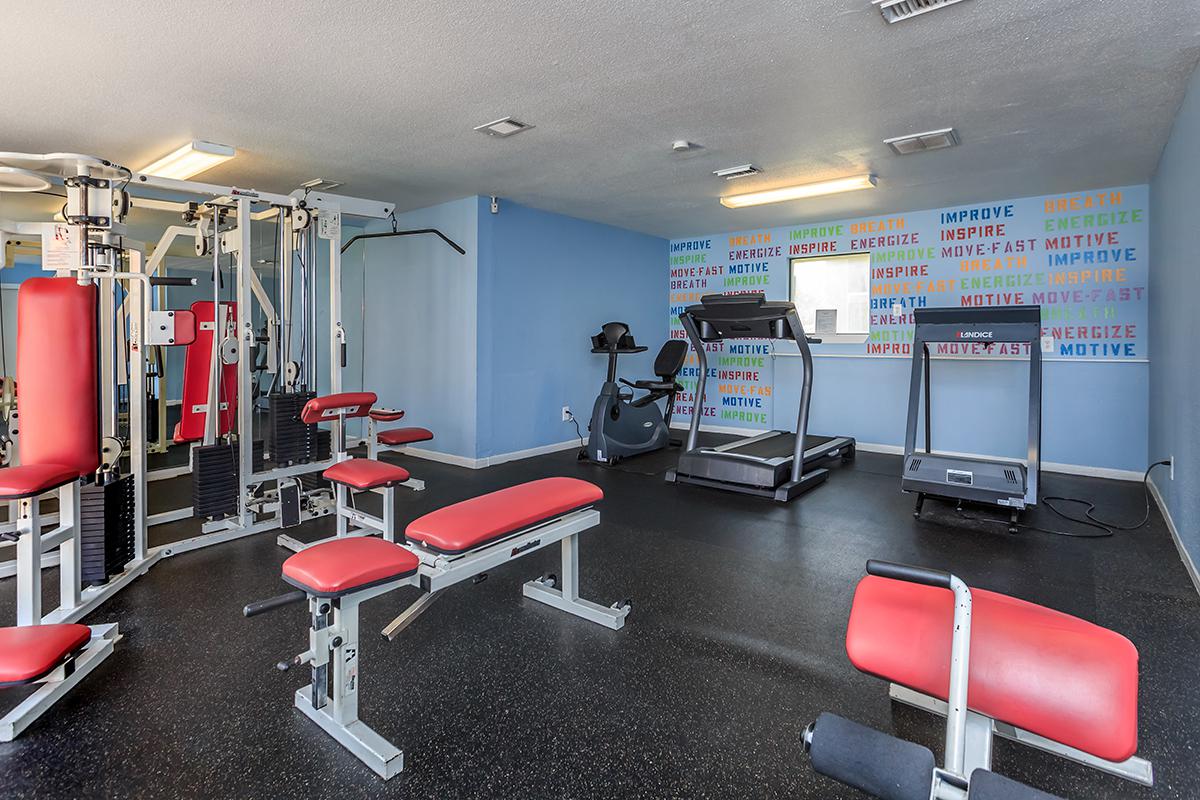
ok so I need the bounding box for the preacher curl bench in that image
[247,393,629,778]
[804,560,1150,799]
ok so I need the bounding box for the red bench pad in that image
[0,463,79,500]
[846,575,1139,762]
[283,538,419,596]
[406,477,602,555]
[369,408,405,422]
[300,392,377,424]
[0,624,91,685]
[378,427,434,447]
[323,458,410,490]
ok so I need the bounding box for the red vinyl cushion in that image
[369,408,405,422]
[406,477,602,555]
[176,301,238,443]
[377,427,434,446]
[171,309,197,346]
[300,392,378,424]
[0,624,91,684]
[282,537,419,595]
[0,464,79,500]
[17,279,99,476]
[846,575,1140,762]
[323,458,410,490]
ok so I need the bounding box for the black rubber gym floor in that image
[1,444,1197,799]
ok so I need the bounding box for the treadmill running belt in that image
[729,433,835,460]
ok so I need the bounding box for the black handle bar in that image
[866,560,953,590]
[243,590,308,617]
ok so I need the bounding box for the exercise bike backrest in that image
[653,340,688,382]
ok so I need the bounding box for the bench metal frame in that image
[285,505,628,778]
[0,623,119,741]
[364,416,428,491]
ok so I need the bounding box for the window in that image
[789,252,871,342]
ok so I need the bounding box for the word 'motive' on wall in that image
[666,186,1149,423]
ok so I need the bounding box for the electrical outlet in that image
[562,406,572,422]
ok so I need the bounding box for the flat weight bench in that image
[365,408,433,489]
[246,476,629,778]
[803,561,1151,800]
[276,393,424,553]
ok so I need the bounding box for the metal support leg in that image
[522,533,630,630]
[381,486,395,542]
[58,481,82,614]
[16,498,40,626]
[336,484,348,537]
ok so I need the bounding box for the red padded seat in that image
[323,458,410,490]
[0,624,91,685]
[301,392,378,424]
[377,427,434,447]
[0,464,79,500]
[283,537,420,596]
[406,477,602,555]
[369,409,405,423]
[846,575,1140,763]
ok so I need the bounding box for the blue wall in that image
[345,198,479,458]
[476,198,667,459]
[1150,61,1200,568]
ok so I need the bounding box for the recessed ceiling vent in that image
[713,164,761,180]
[884,127,960,155]
[873,0,968,23]
[474,117,534,137]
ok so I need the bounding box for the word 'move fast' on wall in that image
[666,185,1149,427]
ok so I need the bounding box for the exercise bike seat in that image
[620,378,678,392]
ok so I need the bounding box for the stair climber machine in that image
[666,293,855,501]
[582,322,687,465]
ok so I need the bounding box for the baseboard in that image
[1149,477,1200,598]
[481,437,587,468]
[669,421,770,437]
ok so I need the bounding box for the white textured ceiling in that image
[1,0,1198,238]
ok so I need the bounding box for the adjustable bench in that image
[804,561,1151,800]
[365,408,433,490]
[246,476,629,778]
[276,393,424,553]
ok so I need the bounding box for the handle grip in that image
[149,276,198,287]
[340,341,347,368]
[243,590,307,617]
[866,559,953,590]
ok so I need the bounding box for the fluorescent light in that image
[720,174,877,208]
[140,140,235,180]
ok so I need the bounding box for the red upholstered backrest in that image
[17,278,100,476]
[301,392,378,424]
[845,575,1140,763]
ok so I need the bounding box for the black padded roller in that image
[968,769,1064,800]
[866,559,953,589]
[807,713,934,800]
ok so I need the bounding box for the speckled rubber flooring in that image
[0,445,1197,799]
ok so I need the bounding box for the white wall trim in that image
[1149,477,1200,598]
[669,423,1144,481]
[351,435,588,470]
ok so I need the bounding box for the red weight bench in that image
[0,278,121,740]
[245,476,629,779]
[365,408,433,490]
[276,393,423,554]
[804,561,1151,800]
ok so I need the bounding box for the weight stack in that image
[192,443,239,519]
[298,429,332,492]
[268,391,316,465]
[79,475,135,586]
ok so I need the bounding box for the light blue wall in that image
[475,198,667,459]
[344,198,479,458]
[1150,61,1200,564]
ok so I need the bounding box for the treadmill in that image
[665,293,855,502]
[902,305,1042,531]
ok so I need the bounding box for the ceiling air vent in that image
[884,127,960,155]
[713,164,761,180]
[873,0,969,23]
[474,117,534,137]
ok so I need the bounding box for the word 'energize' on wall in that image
[666,185,1149,426]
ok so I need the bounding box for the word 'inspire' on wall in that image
[666,185,1148,427]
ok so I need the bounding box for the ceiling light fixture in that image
[474,117,534,137]
[713,164,761,180]
[140,140,235,180]
[884,127,959,155]
[873,0,969,24]
[720,174,877,209]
